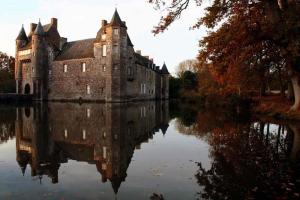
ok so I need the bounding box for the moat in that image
[0,102,299,200]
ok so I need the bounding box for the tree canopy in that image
[149,0,300,110]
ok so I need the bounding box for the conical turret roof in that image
[110,9,126,27]
[16,25,28,41]
[161,63,170,74]
[34,21,45,36]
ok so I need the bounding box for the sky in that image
[0,0,207,75]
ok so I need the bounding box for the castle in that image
[15,10,170,102]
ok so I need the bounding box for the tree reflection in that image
[186,111,300,200]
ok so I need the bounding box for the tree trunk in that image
[290,75,300,111]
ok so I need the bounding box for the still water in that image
[0,102,299,200]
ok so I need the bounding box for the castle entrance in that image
[24,84,30,95]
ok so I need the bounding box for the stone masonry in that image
[15,10,170,102]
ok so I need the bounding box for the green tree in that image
[0,52,15,93]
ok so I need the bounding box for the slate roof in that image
[110,9,126,27]
[34,21,45,36]
[16,26,28,41]
[135,53,150,66]
[55,38,95,61]
[161,63,170,74]
[127,35,133,47]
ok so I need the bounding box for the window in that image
[100,88,104,94]
[87,85,91,95]
[113,45,118,54]
[64,129,68,138]
[113,28,119,35]
[82,130,86,140]
[103,65,106,72]
[63,64,68,73]
[49,70,52,75]
[143,84,146,94]
[101,34,106,40]
[113,64,118,70]
[82,63,86,72]
[87,108,90,118]
[140,84,143,94]
[102,45,107,57]
[103,146,107,159]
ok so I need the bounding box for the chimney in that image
[102,20,107,27]
[122,21,126,26]
[136,50,141,55]
[60,37,68,50]
[51,18,58,28]
[145,56,149,59]
[30,23,37,33]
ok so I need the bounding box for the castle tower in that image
[94,9,129,102]
[31,21,48,100]
[161,63,170,99]
[15,25,28,94]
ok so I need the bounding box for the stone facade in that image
[15,10,170,102]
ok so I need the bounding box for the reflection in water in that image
[0,102,299,199]
[15,102,170,194]
[174,108,300,200]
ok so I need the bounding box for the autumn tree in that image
[148,0,300,110]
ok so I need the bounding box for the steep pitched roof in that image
[43,23,52,32]
[161,63,170,74]
[110,9,126,27]
[127,35,133,47]
[16,25,28,41]
[55,38,95,61]
[34,21,45,36]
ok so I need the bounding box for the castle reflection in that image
[15,102,170,193]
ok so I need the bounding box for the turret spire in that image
[161,62,170,74]
[16,25,28,41]
[34,20,45,36]
[110,9,126,27]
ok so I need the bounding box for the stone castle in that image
[15,10,170,102]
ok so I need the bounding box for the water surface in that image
[0,102,299,199]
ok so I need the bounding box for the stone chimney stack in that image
[51,18,58,28]
[30,23,37,33]
[136,50,141,55]
[102,20,107,27]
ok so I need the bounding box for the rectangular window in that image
[82,130,86,140]
[102,45,107,57]
[49,70,52,75]
[87,85,91,95]
[87,108,90,118]
[103,146,107,159]
[63,64,68,73]
[82,63,86,72]
[113,28,119,35]
[64,129,68,138]
[113,45,118,54]
[140,84,143,94]
[103,65,106,72]
[143,84,146,94]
